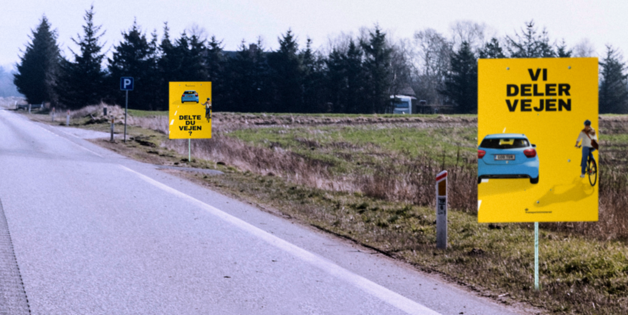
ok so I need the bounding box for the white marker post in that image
[110,116,115,142]
[436,171,448,249]
[66,110,70,126]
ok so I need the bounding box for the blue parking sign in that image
[120,77,134,91]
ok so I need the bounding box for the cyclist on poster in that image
[575,119,598,178]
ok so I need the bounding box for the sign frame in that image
[477,57,599,224]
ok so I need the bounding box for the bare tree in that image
[573,38,597,57]
[186,23,208,42]
[449,20,487,51]
[412,28,452,105]
[324,31,354,55]
[388,38,414,97]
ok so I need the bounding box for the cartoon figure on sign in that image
[575,120,598,183]
[203,97,212,122]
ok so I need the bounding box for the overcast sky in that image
[2,0,627,68]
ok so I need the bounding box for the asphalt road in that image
[0,108,527,315]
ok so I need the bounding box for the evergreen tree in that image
[249,39,273,112]
[14,16,61,105]
[185,34,208,80]
[599,46,628,113]
[146,30,162,109]
[325,48,347,113]
[361,26,392,113]
[167,32,207,82]
[441,41,478,113]
[556,40,573,57]
[506,21,555,58]
[107,20,158,110]
[268,29,303,112]
[206,36,225,82]
[55,6,106,109]
[157,23,178,109]
[478,38,505,59]
[225,40,272,112]
[301,38,326,113]
[344,40,366,113]
[225,41,256,112]
[206,36,226,109]
[325,40,367,113]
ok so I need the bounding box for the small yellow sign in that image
[169,82,212,139]
[478,58,598,223]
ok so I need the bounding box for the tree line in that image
[14,7,628,114]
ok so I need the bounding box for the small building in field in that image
[389,86,417,114]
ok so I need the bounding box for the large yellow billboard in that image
[169,82,212,139]
[478,58,598,223]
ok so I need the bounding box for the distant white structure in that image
[389,86,417,114]
[390,95,416,114]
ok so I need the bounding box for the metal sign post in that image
[535,222,539,290]
[435,171,448,249]
[120,77,134,143]
[124,89,128,143]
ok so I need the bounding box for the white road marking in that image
[119,165,440,315]
[55,129,104,157]
[39,124,103,157]
[4,110,103,157]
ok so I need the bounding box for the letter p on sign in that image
[120,77,134,91]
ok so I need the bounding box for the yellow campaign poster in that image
[477,58,598,223]
[169,82,212,139]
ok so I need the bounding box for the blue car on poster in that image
[478,133,539,184]
[181,90,199,103]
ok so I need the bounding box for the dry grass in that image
[52,106,628,241]
[26,107,628,314]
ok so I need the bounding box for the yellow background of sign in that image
[169,82,212,139]
[478,58,598,223]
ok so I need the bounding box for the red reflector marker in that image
[478,150,486,159]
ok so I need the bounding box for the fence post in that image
[435,170,448,249]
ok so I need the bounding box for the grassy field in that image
[17,106,628,314]
[127,109,168,117]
